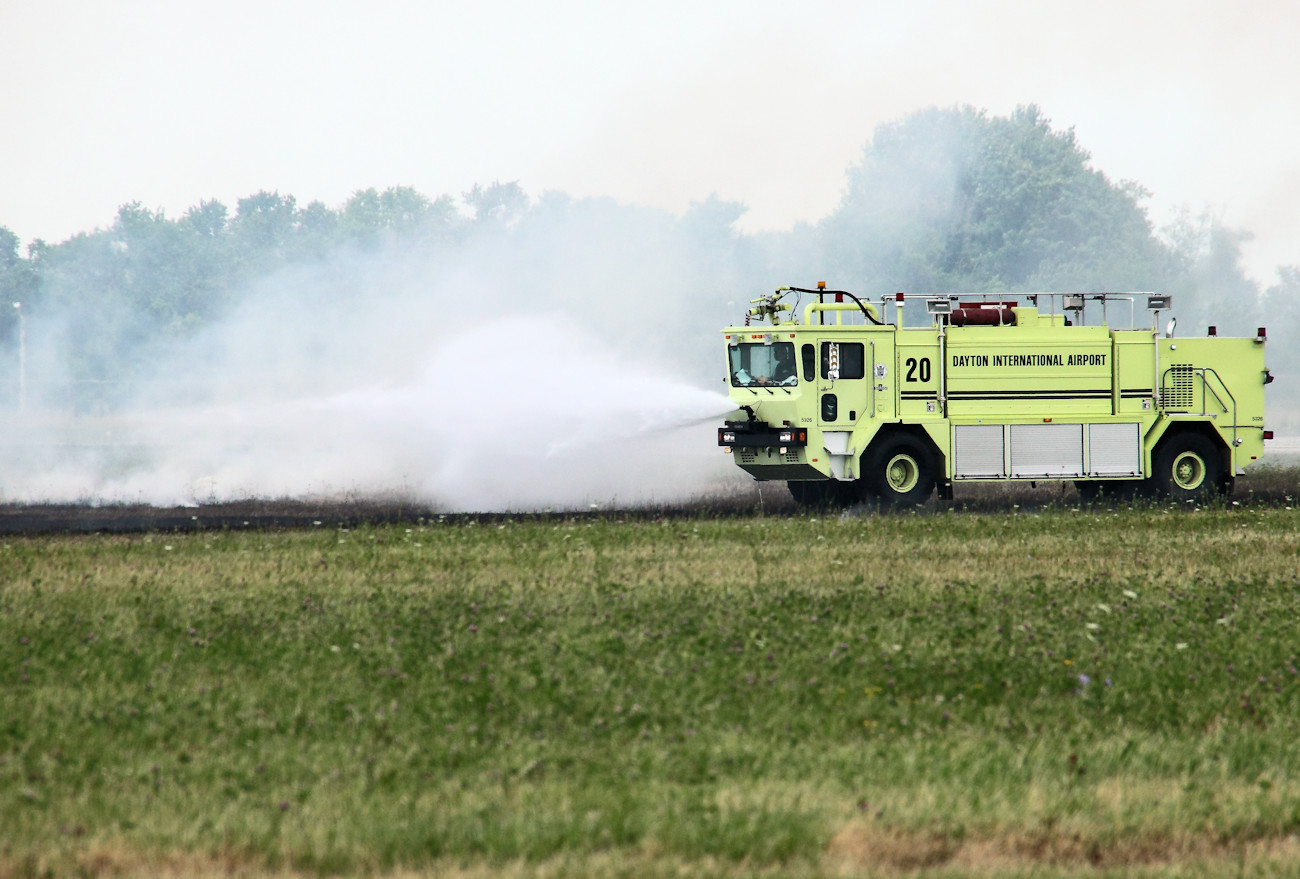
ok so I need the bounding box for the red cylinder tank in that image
[951,306,1015,326]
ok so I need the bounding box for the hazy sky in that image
[2,0,1297,284]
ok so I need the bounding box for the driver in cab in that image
[735,347,798,387]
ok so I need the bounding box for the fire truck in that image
[718,285,1272,505]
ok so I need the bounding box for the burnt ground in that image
[0,498,447,536]
[0,491,783,536]
[0,462,1295,536]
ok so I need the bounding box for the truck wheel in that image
[1152,434,1224,502]
[865,435,936,507]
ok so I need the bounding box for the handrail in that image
[785,287,884,326]
[1201,368,1238,448]
[1160,365,1239,447]
[885,291,1148,328]
[803,301,883,326]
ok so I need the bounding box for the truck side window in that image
[820,342,866,380]
[801,344,815,382]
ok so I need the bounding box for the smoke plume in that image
[1,200,744,510]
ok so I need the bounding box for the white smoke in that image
[0,214,746,511]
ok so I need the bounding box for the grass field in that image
[3,486,1300,877]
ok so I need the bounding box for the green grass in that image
[3,502,1300,877]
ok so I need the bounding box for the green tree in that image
[822,105,1170,297]
[340,186,459,247]
[229,190,299,280]
[0,225,38,313]
[182,199,228,239]
[464,181,528,226]
[292,200,341,261]
[1159,208,1261,334]
[0,227,39,397]
[1260,266,1300,374]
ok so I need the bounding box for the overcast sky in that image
[2,0,1297,285]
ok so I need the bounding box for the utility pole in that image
[12,302,25,414]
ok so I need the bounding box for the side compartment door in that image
[896,333,941,419]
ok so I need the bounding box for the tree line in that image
[1,105,1293,411]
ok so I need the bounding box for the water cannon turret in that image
[745,288,797,326]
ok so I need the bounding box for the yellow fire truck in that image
[718,285,1273,505]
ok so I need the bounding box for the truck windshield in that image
[729,342,797,387]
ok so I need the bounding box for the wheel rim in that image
[1170,451,1206,491]
[884,453,920,494]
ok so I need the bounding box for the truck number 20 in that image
[905,357,932,383]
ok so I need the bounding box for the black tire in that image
[1152,433,1225,503]
[864,434,937,507]
[787,480,859,507]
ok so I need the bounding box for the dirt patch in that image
[823,819,1300,875]
[825,823,961,871]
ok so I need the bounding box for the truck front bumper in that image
[717,421,808,449]
[719,421,824,480]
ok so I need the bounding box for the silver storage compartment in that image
[1087,422,1142,476]
[1010,423,1084,478]
[953,424,1005,478]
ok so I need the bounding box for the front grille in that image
[738,447,799,465]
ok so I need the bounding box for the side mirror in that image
[1165,317,1177,339]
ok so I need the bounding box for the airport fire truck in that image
[718,286,1272,505]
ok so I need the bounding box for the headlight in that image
[779,431,793,442]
